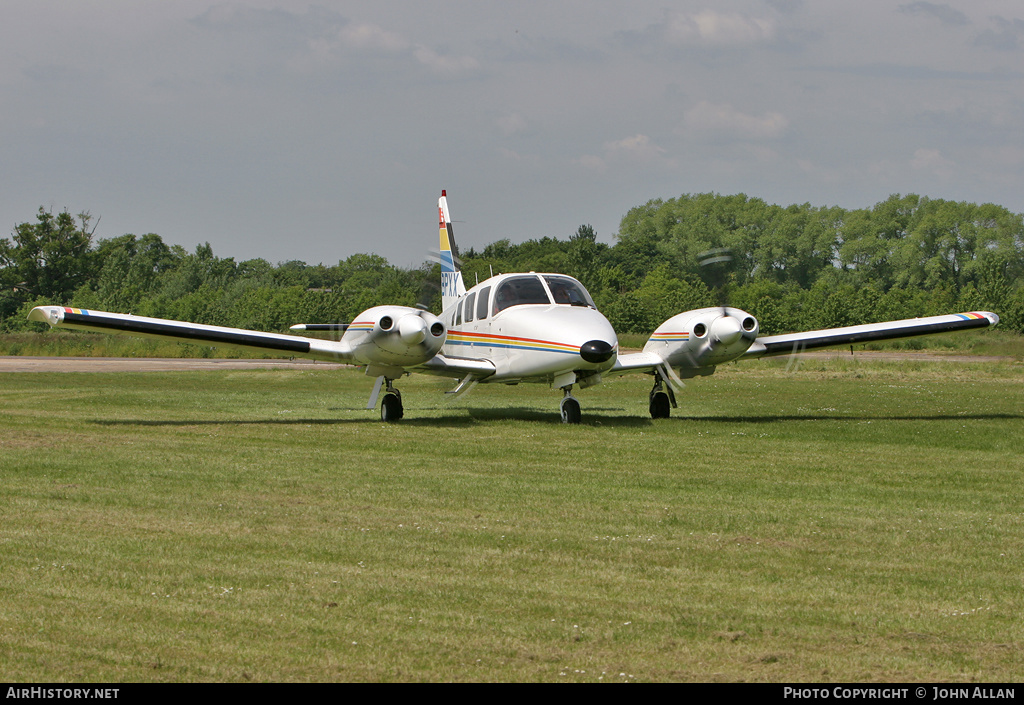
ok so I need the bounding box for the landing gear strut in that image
[380,379,404,422]
[560,387,581,424]
[649,372,676,419]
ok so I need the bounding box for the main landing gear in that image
[649,372,677,419]
[380,379,404,422]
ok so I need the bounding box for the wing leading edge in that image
[741,311,999,359]
[28,306,355,362]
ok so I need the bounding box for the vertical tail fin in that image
[439,189,466,312]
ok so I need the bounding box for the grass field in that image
[1,357,1022,682]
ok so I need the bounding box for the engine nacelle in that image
[644,307,759,372]
[344,305,447,369]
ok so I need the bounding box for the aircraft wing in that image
[741,311,1000,360]
[28,306,356,362]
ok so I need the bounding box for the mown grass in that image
[1,358,1022,682]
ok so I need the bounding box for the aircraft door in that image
[476,286,506,372]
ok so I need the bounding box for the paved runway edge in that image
[0,357,351,372]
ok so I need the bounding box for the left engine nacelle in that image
[344,306,447,368]
[644,307,759,373]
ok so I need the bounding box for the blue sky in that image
[3,1,1023,267]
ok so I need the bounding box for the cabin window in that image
[476,286,491,320]
[543,275,596,308]
[493,276,551,314]
[456,300,463,326]
[464,292,476,323]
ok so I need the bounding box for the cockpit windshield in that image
[493,276,551,314]
[543,275,596,309]
[491,274,598,314]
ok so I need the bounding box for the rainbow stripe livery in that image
[649,331,689,342]
[446,330,589,355]
[345,321,376,333]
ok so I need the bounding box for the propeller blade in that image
[367,375,385,410]
[658,362,686,394]
[697,247,735,314]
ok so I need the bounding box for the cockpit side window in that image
[476,286,491,320]
[493,276,551,314]
[543,275,596,309]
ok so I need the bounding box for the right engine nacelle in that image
[643,307,759,372]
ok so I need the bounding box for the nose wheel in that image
[560,388,581,424]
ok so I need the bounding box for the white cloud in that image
[910,148,954,178]
[338,22,409,53]
[496,113,528,137]
[575,154,608,173]
[604,134,667,161]
[412,45,479,74]
[665,10,777,46]
[298,17,479,75]
[498,147,542,166]
[898,2,971,27]
[683,101,789,139]
[577,134,672,173]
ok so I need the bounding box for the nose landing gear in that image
[560,387,581,424]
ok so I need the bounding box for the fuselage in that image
[440,272,618,384]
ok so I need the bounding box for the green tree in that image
[1,208,96,302]
[564,224,606,286]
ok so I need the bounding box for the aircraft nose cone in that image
[580,339,615,364]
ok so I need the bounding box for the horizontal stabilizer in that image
[289,324,351,332]
[414,353,496,380]
[610,351,667,375]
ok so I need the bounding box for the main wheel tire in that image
[381,393,403,422]
[560,397,581,424]
[650,391,671,419]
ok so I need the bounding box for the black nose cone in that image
[580,340,614,363]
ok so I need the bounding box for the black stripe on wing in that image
[62,311,312,354]
[759,315,992,356]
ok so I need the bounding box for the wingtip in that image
[27,305,63,327]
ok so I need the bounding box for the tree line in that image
[2,193,1022,337]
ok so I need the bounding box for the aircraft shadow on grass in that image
[90,410,1023,429]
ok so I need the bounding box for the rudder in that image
[439,189,466,311]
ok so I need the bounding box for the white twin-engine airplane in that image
[29,190,999,423]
